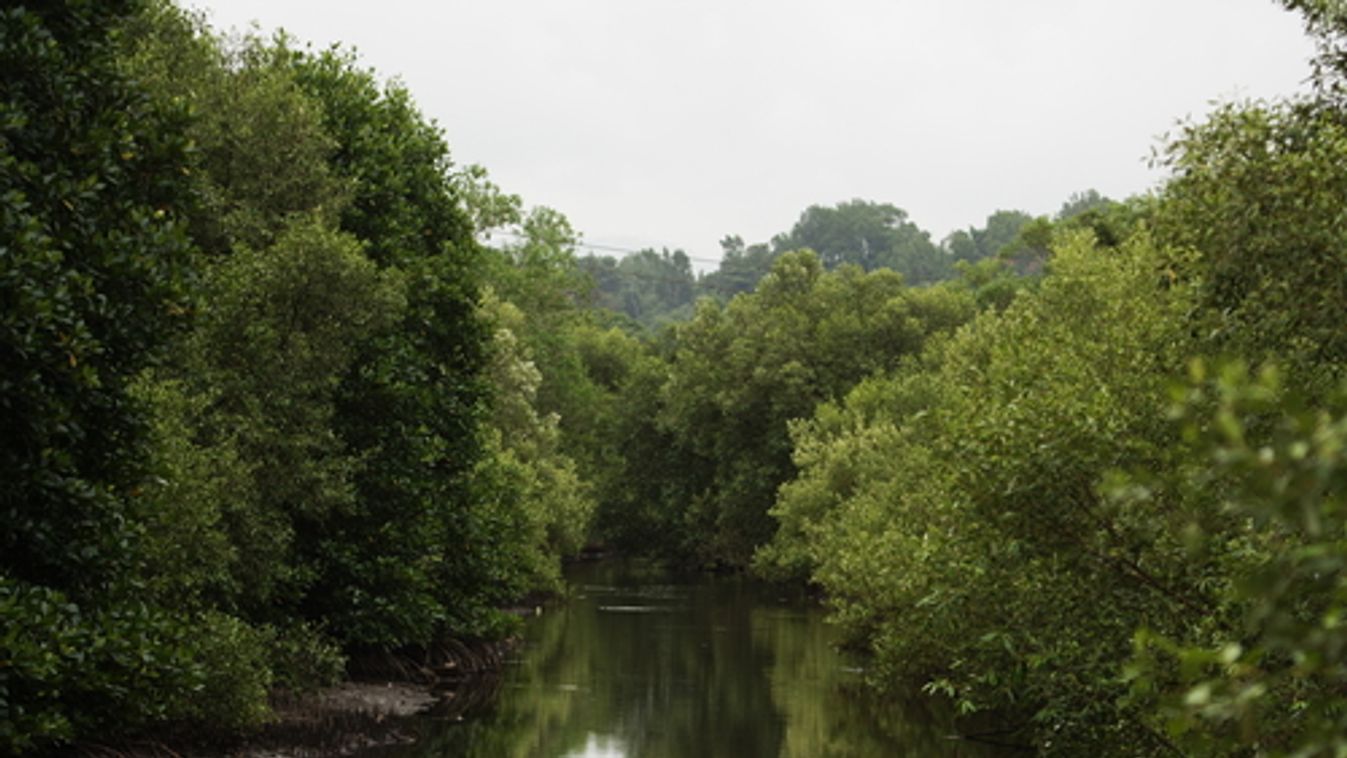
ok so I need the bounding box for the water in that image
[366,560,1011,757]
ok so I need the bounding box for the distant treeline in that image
[577,191,1121,329]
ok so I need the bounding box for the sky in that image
[184,0,1318,269]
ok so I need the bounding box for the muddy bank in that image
[220,681,441,758]
[66,682,437,758]
[69,639,514,758]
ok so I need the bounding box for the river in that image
[358,560,1013,757]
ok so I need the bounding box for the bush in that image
[263,622,347,694]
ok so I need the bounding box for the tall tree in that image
[699,235,777,300]
[285,47,495,643]
[943,209,1033,264]
[1,0,194,598]
[662,252,975,565]
[764,232,1201,753]
[772,199,951,284]
[0,2,281,749]
[579,247,698,328]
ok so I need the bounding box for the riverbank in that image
[63,681,434,758]
[216,681,439,758]
[64,638,514,758]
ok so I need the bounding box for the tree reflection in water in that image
[360,561,1008,757]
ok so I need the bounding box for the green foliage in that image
[580,248,698,328]
[771,199,952,284]
[951,256,1027,311]
[765,79,1347,748]
[258,621,346,694]
[464,168,604,563]
[943,209,1033,265]
[279,45,494,644]
[12,0,1347,752]
[1056,188,1113,220]
[582,327,695,555]
[767,232,1201,753]
[661,251,976,565]
[1156,99,1347,386]
[176,612,275,732]
[145,218,405,620]
[699,235,778,300]
[120,1,348,254]
[4,4,569,748]
[475,293,595,580]
[476,202,613,476]
[580,200,1023,334]
[129,372,242,606]
[996,215,1054,274]
[449,289,603,633]
[121,4,524,685]
[0,579,274,754]
[1278,0,1347,96]
[1124,363,1347,756]
[0,2,247,750]
[981,193,1147,280]
[0,0,194,599]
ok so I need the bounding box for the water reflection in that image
[562,733,625,757]
[364,561,1006,757]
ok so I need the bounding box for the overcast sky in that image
[185,0,1317,268]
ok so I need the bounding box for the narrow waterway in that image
[363,560,1012,757]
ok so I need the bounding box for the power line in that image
[481,242,754,289]
[482,229,724,267]
[479,230,773,289]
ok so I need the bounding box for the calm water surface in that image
[368,560,1009,757]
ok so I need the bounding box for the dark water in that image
[368,561,1011,757]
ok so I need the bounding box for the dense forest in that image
[4,0,1347,754]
